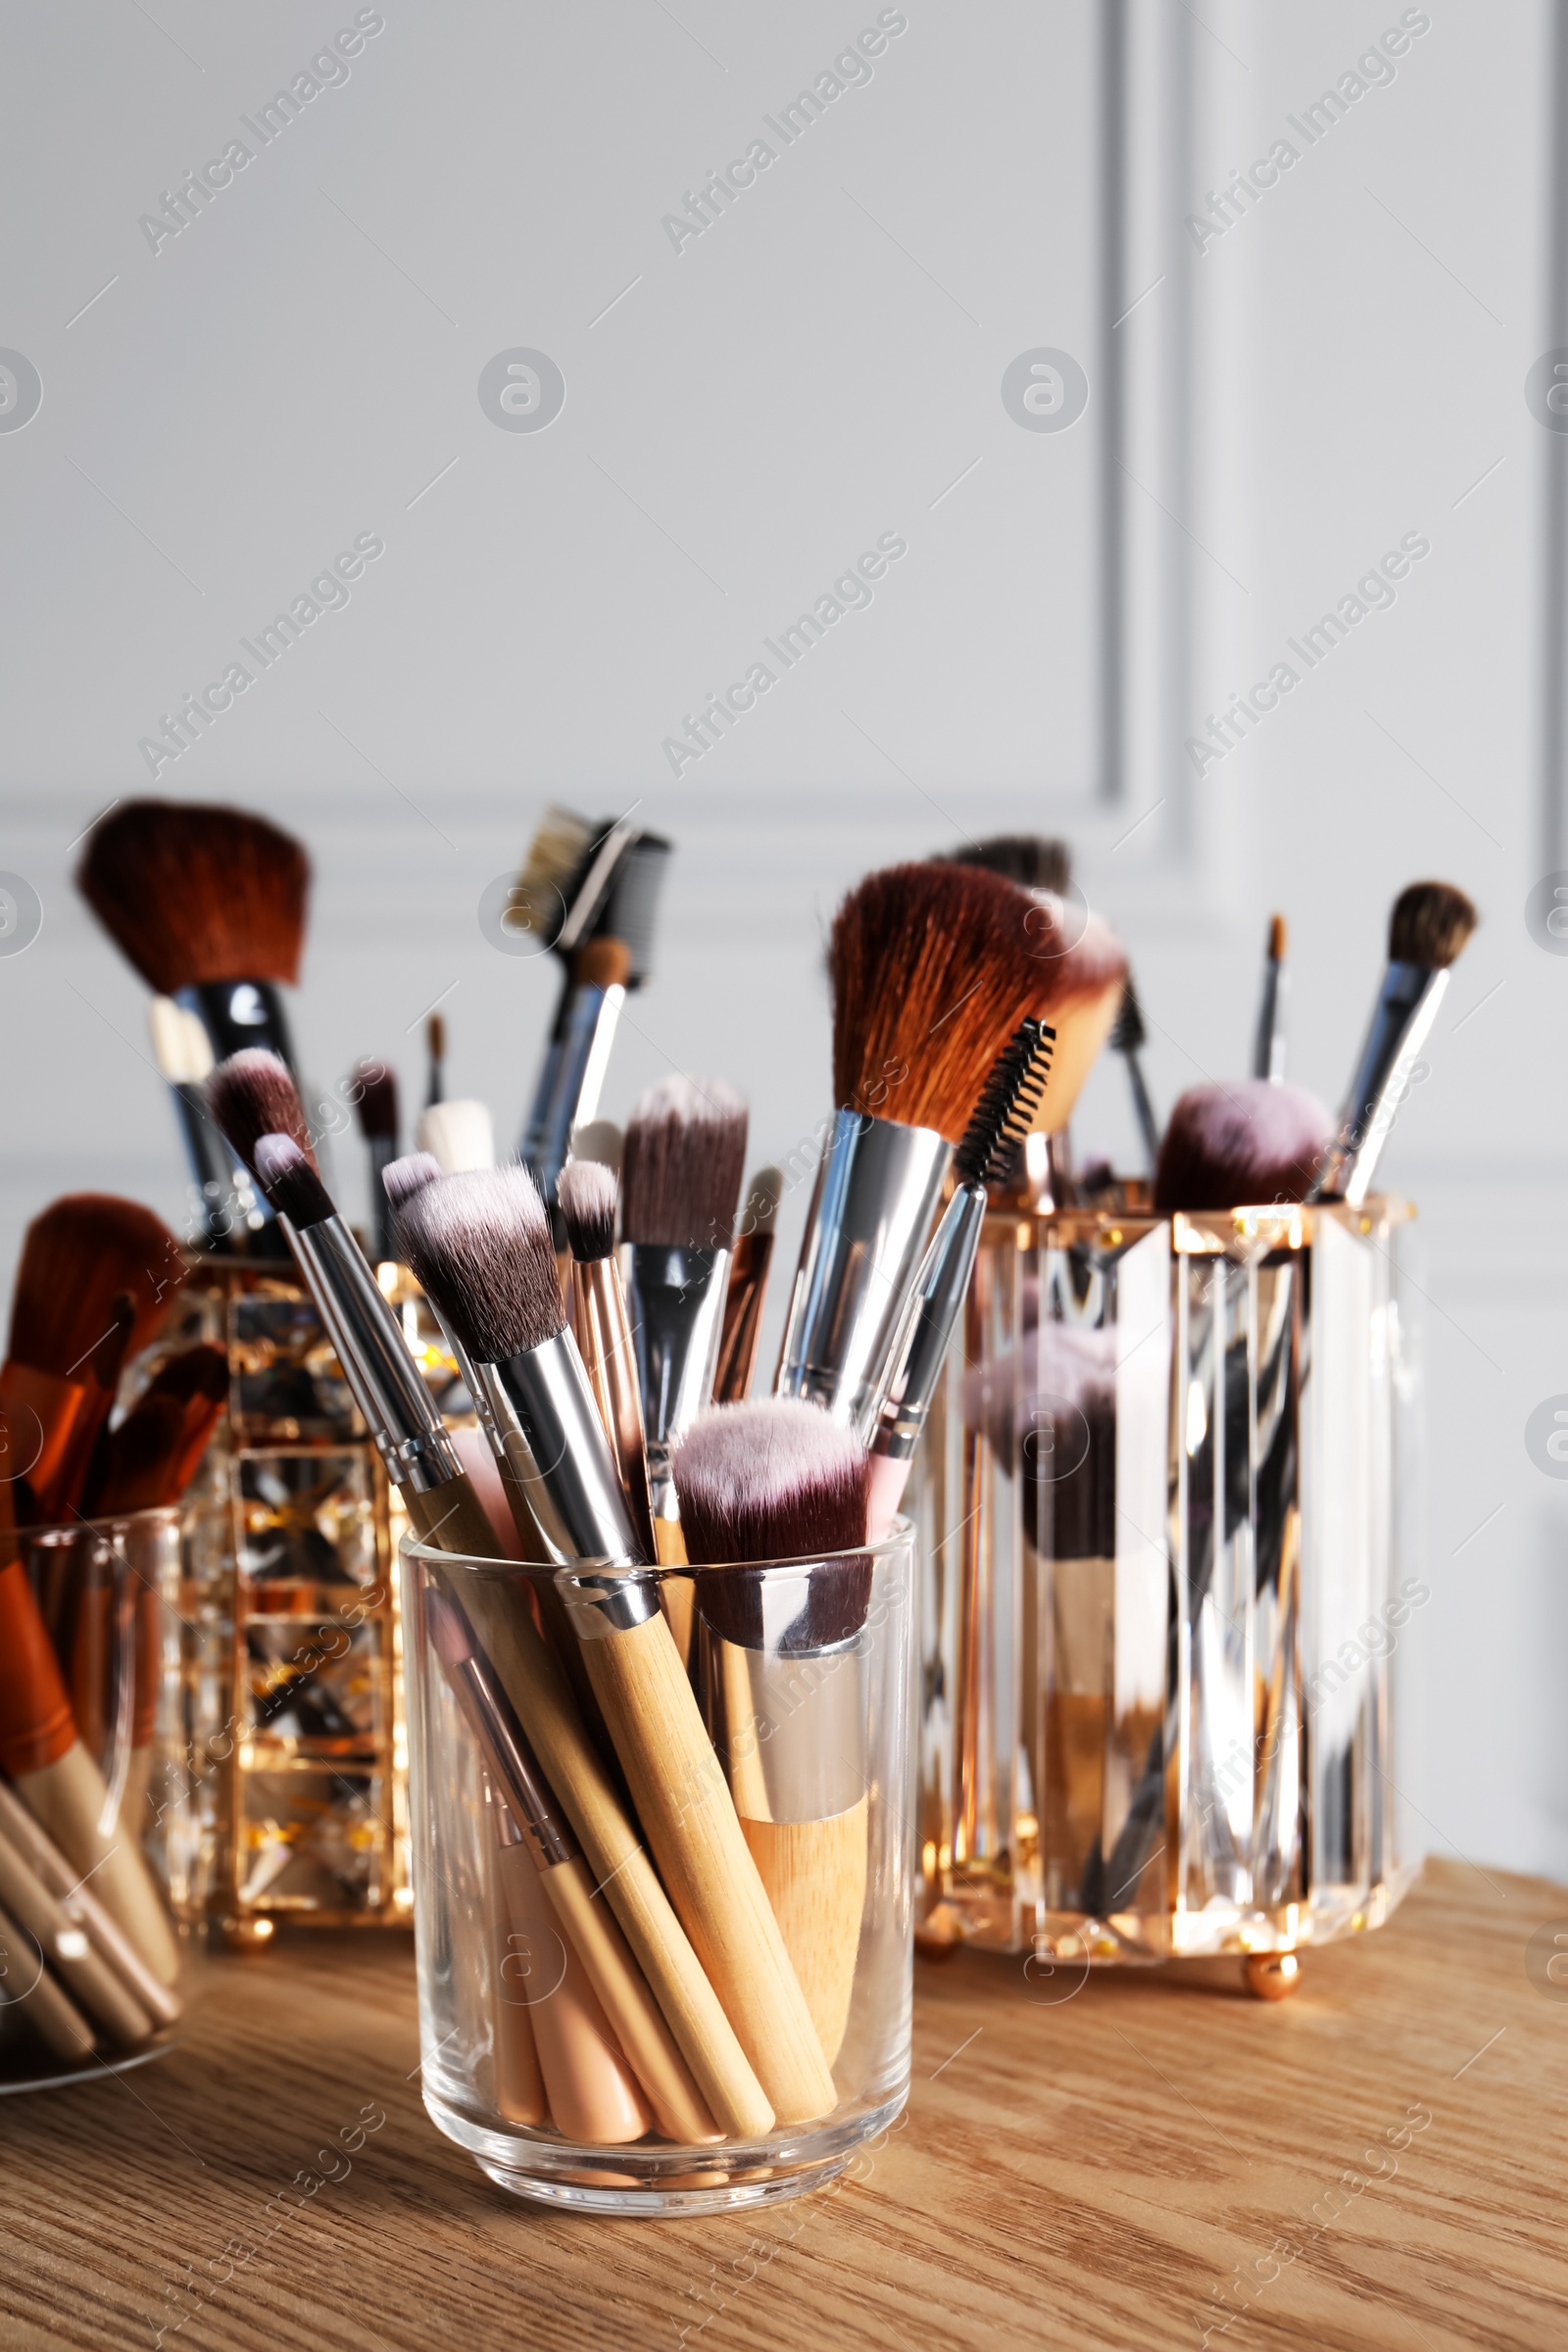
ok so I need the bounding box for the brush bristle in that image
[1268,913,1288,962]
[416,1099,495,1175]
[739,1165,783,1237]
[76,800,309,994]
[381,1152,444,1210]
[620,1076,748,1249]
[674,1398,869,1564]
[1110,975,1146,1054]
[509,805,597,951]
[146,1344,228,1405]
[427,1012,445,1062]
[8,1196,183,1378]
[205,1051,317,1178]
[1153,1080,1331,1213]
[954,1020,1055,1190]
[829,862,1119,1144]
[394,1166,564,1363]
[590,832,670,987]
[1388,880,1477,970]
[254,1134,335,1229]
[568,1120,622,1173]
[352,1059,398,1143]
[944,834,1072,896]
[557,1159,618,1262]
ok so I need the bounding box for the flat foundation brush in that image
[777,861,1068,1438]
[557,1159,656,1562]
[208,1079,770,2139]
[1311,880,1478,1204]
[395,1165,836,2126]
[619,1078,749,1566]
[675,1397,874,2067]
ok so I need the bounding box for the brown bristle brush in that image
[781,858,1105,1436]
[351,1058,399,1263]
[619,1076,749,1573]
[82,1344,228,1515]
[1311,879,1478,1205]
[1154,1080,1333,1213]
[673,1396,873,2066]
[557,1158,656,1564]
[76,802,310,1254]
[1,1196,184,1526]
[394,1162,837,2126]
[713,1165,783,1405]
[942,831,1073,897]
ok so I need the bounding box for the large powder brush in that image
[1154,1080,1333,1214]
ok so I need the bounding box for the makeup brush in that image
[1109,976,1160,1174]
[943,833,1073,896]
[394,1164,837,2126]
[0,1777,179,2032]
[416,1099,495,1176]
[0,1813,154,2047]
[674,1397,873,2067]
[713,1167,783,1406]
[1311,880,1478,1204]
[620,1078,749,1566]
[76,795,309,1168]
[0,1552,179,1984]
[146,995,238,1251]
[519,824,672,1212]
[209,1073,770,2140]
[867,1020,1055,1540]
[1154,1080,1333,1213]
[427,1589,716,2143]
[557,1159,656,1563]
[81,1342,227,1518]
[352,1059,400,1262]
[567,1119,622,1175]
[778,861,1064,1438]
[1,1196,184,1524]
[1252,915,1289,1083]
[424,1011,446,1108]
[0,1892,97,2065]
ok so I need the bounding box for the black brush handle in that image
[179,978,298,1071]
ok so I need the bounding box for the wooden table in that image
[4,1859,1565,2352]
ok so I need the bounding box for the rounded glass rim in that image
[399,1512,914,1581]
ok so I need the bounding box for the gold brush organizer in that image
[152,1258,460,1944]
[911,1195,1423,1997]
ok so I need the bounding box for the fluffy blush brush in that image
[674,1397,874,2066]
[1154,1080,1333,1214]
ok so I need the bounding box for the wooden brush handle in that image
[0,1891,97,2064]
[479,1843,547,2128]
[495,1841,649,2145]
[0,1817,153,2048]
[13,1740,180,1987]
[580,1613,839,2126]
[403,1475,774,2141]
[741,1802,868,2071]
[544,1856,719,2145]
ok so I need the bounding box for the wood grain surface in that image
[3,1858,1566,2352]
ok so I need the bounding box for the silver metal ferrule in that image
[872,1183,987,1464]
[1312,963,1448,1206]
[775,1109,952,1440]
[284,1214,461,1494]
[622,1243,729,1521]
[696,1588,869,1825]
[470,1329,660,1637]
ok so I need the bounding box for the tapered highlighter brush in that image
[1154,1080,1333,1213]
[778,861,1083,1438]
[1109,977,1160,1175]
[352,1059,399,1262]
[1310,880,1478,1205]
[426,1589,716,2143]
[619,1078,749,1568]
[713,1167,783,1406]
[77,801,309,1250]
[1252,914,1289,1083]
[557,1159,656,1563]
[674,1397,873,2068]
[394,1165,836,2126]
[867,1020,1055,1541]
[208,1063,771,2139]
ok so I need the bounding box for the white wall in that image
[2,1,1564,1878]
